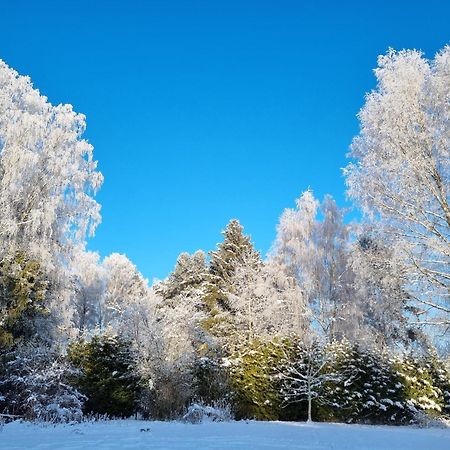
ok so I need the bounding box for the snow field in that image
[1,420,450,450]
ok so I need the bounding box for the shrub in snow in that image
[68,332,140,418]
[139,365,194,420]
[182,401,233,424]
[413,410,450,428]
[0,345,85,422]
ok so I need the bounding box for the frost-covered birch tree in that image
[102,253,150,338]
[70,249,106,336]
[230,260,308,341]
[136,287,205,418]
[0,60,103,340]
[345,47,450,326]
[0,60,103,267]
[271,190,355,341]
[349,230,416,348]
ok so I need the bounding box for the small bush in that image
[182,401,233,424]
[0,345,84,423]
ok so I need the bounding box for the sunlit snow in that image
[1,420,450,450]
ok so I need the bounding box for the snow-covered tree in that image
[70,249,106,336]
[345,47,450,326]
[203,219,261,339]
[155,250,207,308]
[0,345,85,422]
[394,353,445,418]
[207,219,261,310]
[0,60,103,342]
[102,253,149,337]
[0,60,102,269]
[422,348,450,416]
[277,336,339,422]
[227,338,285,420]
[271,191,355,342]
[230,259,308,342]
[137,288,203,418]
[349,230,416,349]
[322,341,408,424]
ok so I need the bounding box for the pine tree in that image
[203,219,261,338]
[394,354,444,418]
[155,250,207,308]
[423,349,450,416]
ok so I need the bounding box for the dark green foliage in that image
[321,342,409,424]
[0,252,48,350]
[228,339,284,420]
[311,343,450,424]
[68,333,140,417]
[194,355,230,405]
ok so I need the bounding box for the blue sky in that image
[1,0,449,281]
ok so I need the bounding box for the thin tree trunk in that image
[307,392,312,422]
[307,379,312,422]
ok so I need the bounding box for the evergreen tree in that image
[322,342,408,424]
[155,250,207,308]
[227,338,284,420]
[423,349,450,416]
[394,354,444,418]
[68,333,140,417]
[0,252,49,350]
[203,219,261,337]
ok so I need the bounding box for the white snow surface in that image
[1,420,450,450]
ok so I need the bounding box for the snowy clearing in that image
[1,420,450,450]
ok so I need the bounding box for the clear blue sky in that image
[1,0,448,281]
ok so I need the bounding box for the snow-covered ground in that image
[1,420,450,450]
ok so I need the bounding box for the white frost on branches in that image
[345,47,450,324]
[0,60,103,269]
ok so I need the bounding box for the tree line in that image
[0,46,449,423]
